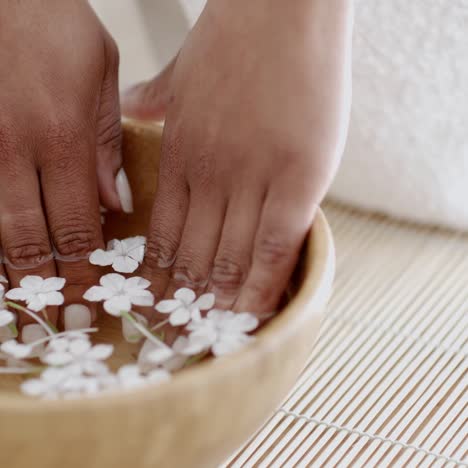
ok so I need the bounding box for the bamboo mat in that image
[224,202,468,467]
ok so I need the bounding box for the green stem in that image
[7,322,18,338]
[184,350,210,367]
[6,302,55,336]
[150,318,170,332]
[121,311,170,350]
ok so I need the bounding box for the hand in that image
[0,0,125,335]
[123,0,353,315]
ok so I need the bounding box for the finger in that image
[0,162,59,329]
[142,131,189,304]
[121,56,177,121]
[164,189,226,299]
[40,129,103,330]
[96,34,125,212]
[207,187,264,309]
[234,182,317,315]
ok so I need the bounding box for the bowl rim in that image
[0,124,335,412]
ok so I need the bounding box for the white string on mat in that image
[273,409,468,468]
[223,205,468,468]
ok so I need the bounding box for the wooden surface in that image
[0,121,335,468]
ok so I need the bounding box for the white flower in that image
[5,276,65,311]
[117,364,170,390]
[89,236,146,273]
[1,340,33,359]
[21,366,116,399]
[0,284,14,327]
[182,310,259,356]
[138,336,188,372]
[83,273,154,316]
[41,336,113,376]
[155,288,215,326]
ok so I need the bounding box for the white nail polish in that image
[64,304,91,331]
[22,324,47,357]
[122,312,148,343]
[115,168,134,214]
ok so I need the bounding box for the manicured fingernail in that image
[64,304,91,331]
[115,168,134,214]
[122,312,148,343]
[22,324,47,356]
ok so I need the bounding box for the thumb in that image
[121,56,177,121]
[96,35,128,213]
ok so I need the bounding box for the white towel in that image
[93,0,468,230]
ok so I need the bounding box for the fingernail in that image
[122,312,148,343]
[22,324,47,357]
[64,304,91,331]
[115,168,134,214]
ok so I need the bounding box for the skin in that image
[122,0,353,317]
[0,0,353,332]
[0,0,122,327]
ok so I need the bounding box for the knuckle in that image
[52,221,101,257]
[255,232,292,266]
[211,256,247,293]
[144,235,178,271]
[97,116,122,154]
[171,255,206,288]
[3,224,51,267]
[244,280,273,308]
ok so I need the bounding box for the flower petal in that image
[83,286,113,302]
[0,275,8,284]
[129,290,154,308]
[86,344,113,361]
[89,249,116,267]
[5,287,32,302]
[230,313,259,333]
[100,273,126,292]
[194,293,215,310]
[174,288,196,305]
[103,296,131,315]
[146,368,171,384]
[41,277,66,292]
[0,310,14,327]
[43,291,65,307]
[155,299,181,313]
[69,339,92,356]
[1,340,33,358]
[27,295,46,312]
[147,347,173,364]
[19,276,43,291]
[121,312,148,343]
[212,334,253,356]
[169,307,191,326]
[42,351,74,366]
[21,378,47,396]
[125,276,151,291]
[112,255,139,273]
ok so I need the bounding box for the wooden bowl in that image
[0,121,335,468]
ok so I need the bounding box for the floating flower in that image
[117,364,170,390]
[155,288,215,326]
[21,366,116,399]
[1,340,33,359]
[89,236,146,273]
[5,276,65,311]
[138,336,188,372]
[182,310,259,356]
[41,335,113,376]
[83,273,154,316]
[0,284,14,327]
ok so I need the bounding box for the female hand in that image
[0,0,126,335]
[123,0,353,315]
